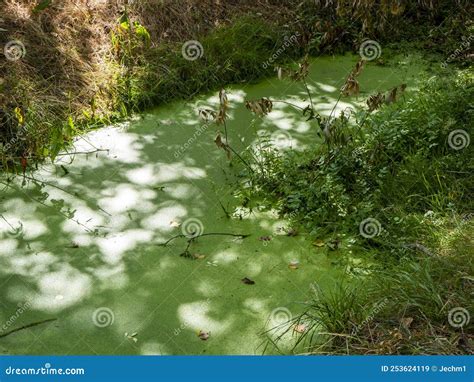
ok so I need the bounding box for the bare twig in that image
[158,232,251,247]
[0,318,57,339]
[3,149,109,161]
[271,100,306,111]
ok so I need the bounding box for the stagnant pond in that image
[0,55,427,354]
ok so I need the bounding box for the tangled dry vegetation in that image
[0,0,471,169]
[0,0,286,125]
[0,0,292,115]
[0,0,295,168]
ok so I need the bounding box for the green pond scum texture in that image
[0,54,428,355]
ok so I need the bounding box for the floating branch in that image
[55,149,109,157]
[0,318,57,339]
[159,232,251,247]
[158,232,251,259]
[3,148,109,161]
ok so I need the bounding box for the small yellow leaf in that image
[312,240,325,247]
[14,107,24,125]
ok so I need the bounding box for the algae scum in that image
[0,55,426,354]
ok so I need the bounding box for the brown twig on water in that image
[4,149,109,161]
[158,232,251,247]
[0,318,57,339]
[158,232,251,259]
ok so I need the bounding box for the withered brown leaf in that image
[241,277,255,285]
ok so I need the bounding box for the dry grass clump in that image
[0,0,298,168]
[0,0,294,114]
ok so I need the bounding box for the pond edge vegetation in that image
[1,0,472,169]
[239,67,473,355]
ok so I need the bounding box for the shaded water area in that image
[0,55,426,354]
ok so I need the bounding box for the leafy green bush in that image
[251,70,473,355]
[249,71,473,252]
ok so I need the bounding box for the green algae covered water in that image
[0,55,427,355]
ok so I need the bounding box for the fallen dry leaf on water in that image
[312,240,325,247]
[288,260,300,270]
[125,332,138,343]
[198,330,210,340]
[241,277,255,285]
[294,324,307,333]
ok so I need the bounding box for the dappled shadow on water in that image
[0,55,422,354]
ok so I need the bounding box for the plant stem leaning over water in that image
[198,89,254,172]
